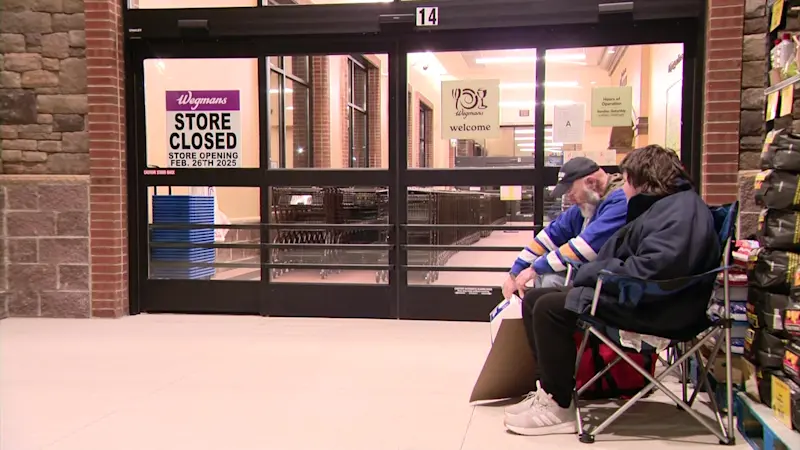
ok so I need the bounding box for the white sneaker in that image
[503,384,578,436]
[504,384,541,416]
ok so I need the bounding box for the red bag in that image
[574,332,657,400]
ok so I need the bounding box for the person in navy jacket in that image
[502,157,627,297]
[503,145,720,437]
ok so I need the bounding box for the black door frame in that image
[125,0,706,321]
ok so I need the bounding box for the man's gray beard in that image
[579,203,596,218]
[579,190,601,218]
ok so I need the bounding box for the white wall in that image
[408,60,449,168]
[648,43,685,150]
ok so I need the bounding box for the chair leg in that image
[723,326,736,444]
[588,330,729,442]
[688,332,724,408]
[679,344,689,405]
[574,330,590,442]
[578,356,622,397]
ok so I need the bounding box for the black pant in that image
[521,287,579,408]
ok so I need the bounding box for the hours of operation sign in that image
[166,90,242,168]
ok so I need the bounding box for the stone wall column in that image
[1,0,89,318]
[86,0,127,317]
[738,0,768,237]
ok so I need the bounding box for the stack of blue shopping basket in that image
[150,193,216,280]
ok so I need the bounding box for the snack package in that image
[754,170,800,211]
[784,304,800,339]
[744,327,789,370]
[772,373,800,431]
[757,209,800,252]
[761,129,800,172]
[748,287,795,333]
[782,33,799,77]
[759,368,781,407]
[784,341,800,385]
[748,248,800,294]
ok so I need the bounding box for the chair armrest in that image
[597,267,729,291]
[589,266,730,313]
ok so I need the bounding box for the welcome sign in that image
[166,90,242,168]
[441,79,500,140]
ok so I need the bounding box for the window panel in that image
[269,56,312,168]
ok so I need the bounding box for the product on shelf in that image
[772,373,800,431]
[748,248,800,294]
[745,327,790,370]
[758,368,782,407]
[784,304,800,338]
[772,38,786,84]
[784,341,800,386]
[758,209,800,251]
[781,33,799,78]
[755,170,800,211]
[761,129,800,172]
[734,241,761,270]
[748,287,796,334]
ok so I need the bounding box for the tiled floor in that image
[1,315,748,450]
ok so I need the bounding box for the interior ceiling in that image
[432,47,615,82]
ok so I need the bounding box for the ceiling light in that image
[476,55,537,64]
[545,53,586,62]
[500,81,580,89]
[269,88,294,94]
[410,52,449,77]
[501,82,536,89]
[545,81,580,88]
[500,100,577,107]
[475,53,586,65]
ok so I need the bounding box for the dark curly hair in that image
[620,145,692,196]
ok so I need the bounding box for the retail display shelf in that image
[735,392,800,450]
[765,74,800,95]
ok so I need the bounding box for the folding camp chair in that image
[572,201,738,445]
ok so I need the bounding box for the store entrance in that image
[127,6,703,321]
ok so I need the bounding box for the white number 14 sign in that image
[416,7,439,27]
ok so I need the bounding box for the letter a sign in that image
[553,103,585,144]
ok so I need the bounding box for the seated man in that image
[502,157,627,296]
[503,145,720,436]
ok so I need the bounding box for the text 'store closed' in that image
[165,90,243,168]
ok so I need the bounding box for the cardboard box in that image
[470,296,537,403]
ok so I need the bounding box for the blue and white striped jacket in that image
[510,174,627,276]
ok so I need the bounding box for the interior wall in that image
[610,45,644,123]
[408,62,448,168]
[648,43,684,150]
